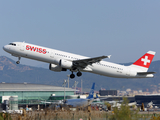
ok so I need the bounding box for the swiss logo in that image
[26,45,46,54]
[133,53,154,68]
[141,56,150,66]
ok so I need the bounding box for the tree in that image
[110,97,139,120]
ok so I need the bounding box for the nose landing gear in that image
[16,57,21,64]
[16,61,20,64]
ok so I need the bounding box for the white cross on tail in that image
[141,56,150,65]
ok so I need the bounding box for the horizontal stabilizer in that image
[137,72,156,75]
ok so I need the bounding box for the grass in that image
[2,109,160,120]
[1,97,160,120]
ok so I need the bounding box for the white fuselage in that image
[65,98,94,108]
[3,42,154,78]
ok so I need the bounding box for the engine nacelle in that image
[60,59,73,69]
[49,64,67,72]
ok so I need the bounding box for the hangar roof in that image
[0,83,76,91]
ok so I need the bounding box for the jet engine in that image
[59,59,73,69]
[49,64,67,72]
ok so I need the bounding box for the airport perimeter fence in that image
[6,110,160,120]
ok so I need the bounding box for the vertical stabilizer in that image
[96,93,99,99]
[130,51,156,72]
[87,83,95,99]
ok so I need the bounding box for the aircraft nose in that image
[3,45,8,51]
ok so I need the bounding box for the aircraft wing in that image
[72,55,111,68]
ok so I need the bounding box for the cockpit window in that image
[9,43,16,46]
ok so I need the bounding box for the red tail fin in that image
[133,51,155,69]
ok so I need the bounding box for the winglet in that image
[102,55,111,59]
[108,55,111,59]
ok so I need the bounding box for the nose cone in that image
[3,45,10,52]
[3,45,7,51]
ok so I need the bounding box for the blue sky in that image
[1,1,160,66]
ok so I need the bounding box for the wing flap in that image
[73,55,111,68]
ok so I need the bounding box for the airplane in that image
[3,42,156,79]
[108,101,138,108]
[147,101,154,108]
[128,102,137,107]
[63,82,95,108]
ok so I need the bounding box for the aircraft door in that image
[50,50,54,58]
[20,42,25,51]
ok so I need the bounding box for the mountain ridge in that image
[0,56,160,92]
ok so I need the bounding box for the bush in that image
[0,113,12,120]
[110,97,139,120]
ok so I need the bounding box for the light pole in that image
[72,81,78,95]
[67,75,70,88]
[62,80,67,100]
[81,79,83,95]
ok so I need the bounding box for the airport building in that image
[135,95,160,105]
[99,90,117,96]
[0,83,76,104]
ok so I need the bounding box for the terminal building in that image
[0,83,76,105]
[135,95,160,105]
[99,90,117,96]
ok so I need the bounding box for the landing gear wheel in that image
[16,57,21,64]
[70,74,75,79]
[16,61,20,64]
[77,72,82,77]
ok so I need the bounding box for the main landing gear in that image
[16,57,21,64]
[70,71,82,79]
